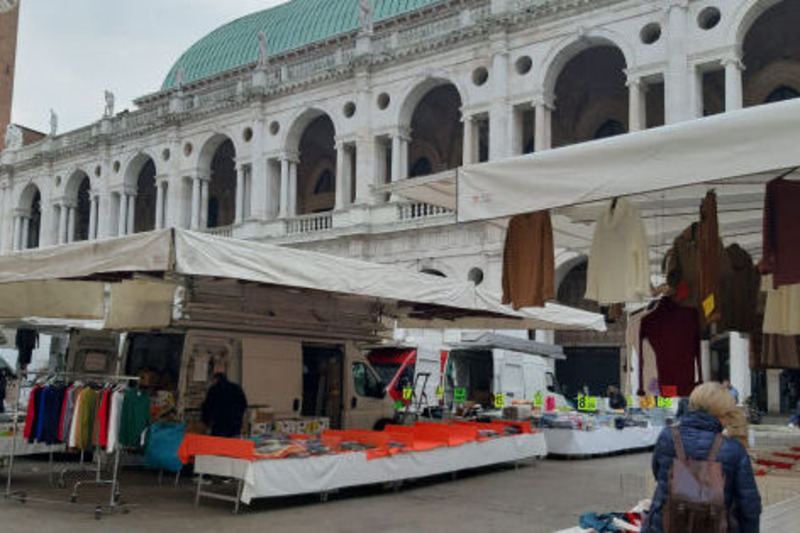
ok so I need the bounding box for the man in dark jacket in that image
[643,408,761,532]
[201,373,248,438]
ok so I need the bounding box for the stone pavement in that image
[0,453,651,533]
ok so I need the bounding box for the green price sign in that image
[435,386,444,399]
[454,388,467,402]
[394,400,405,410]
[533,392,544,407]
[494,393,506,409]
[657,396,674,408]
[578,395,598,411]
[627,396,634,408]
[402,388,413,401]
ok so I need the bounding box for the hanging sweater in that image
[760,177,800,287]
[585,198,650,304]
[119,389,151,448]
[501,211,554,309]
[639,297,702,397]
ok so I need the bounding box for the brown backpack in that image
[663,427,729,533]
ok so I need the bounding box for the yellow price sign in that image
[702,294,716,318]
[578,395,597,411]
[435,386,444,399]
[402,388,413,401]
[657,396,674,408]
[627,396,634,407]
[494,393,506,409]
[533,392,544,407]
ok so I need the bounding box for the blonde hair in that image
[689,382,736,420]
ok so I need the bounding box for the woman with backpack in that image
[643,382,761,532]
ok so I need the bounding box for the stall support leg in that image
[234,480,243,515]
[194,473,204,507]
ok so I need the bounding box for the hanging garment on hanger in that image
[761,275,800,336]
[585,198,650,305]
[501,211,554,309]
[696,191,723,326]
[106,389,125,454]
[624,308,659,397]
[761,176,800,287]
[119,388,151,448]
[638,297,702,397]
[719,244,761,334]
[23,386,41,439]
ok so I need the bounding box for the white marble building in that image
[0,0,797,402]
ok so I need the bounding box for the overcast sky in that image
[13,0,285,133]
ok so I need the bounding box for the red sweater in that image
[761,177,800,287]
[639,298,702,397]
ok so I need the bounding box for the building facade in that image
[0,0,796,329]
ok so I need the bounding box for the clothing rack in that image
[3,370,140,519]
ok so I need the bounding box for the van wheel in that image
[373,419,393,431]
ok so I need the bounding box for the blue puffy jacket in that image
[642,410,761,533]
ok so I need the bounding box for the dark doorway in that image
[302,345,344,429]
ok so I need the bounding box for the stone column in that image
[279,157,290,219]
[200,179,209,229]
[665,1,691,124]
[700,340,712,383]
[533,97,553,152]
[767,369,782,414]
[462,115,478,165]
[723,56,744,112]
[127,194,136,235]
[21,216,30,249]
[335,141,350,211]
[627,75,646,132]
[354,137,376,205]
[235,164,245,224]
[489,48,510,160]
[155,181,165,230]
[118,192,128,236]
[58,203,68,245]
[288,159,298,217]
[190,177,201,230]
[729,332,751,404]
[11,215,19,251]
[89,196,98,240]
[66,205,76,243]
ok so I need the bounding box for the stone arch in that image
[197,134,237,228]
[729,0,785,52]
[397,75,467,127]
[63,170,93,242]
[540,30,635,97]
[17,183,42,250]
[63,168,93,201]
[739,1,800,108]
[287,109,338,215]
[124,152,159,233]
[547,39,629,148]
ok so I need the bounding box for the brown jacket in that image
[501,211,554,309]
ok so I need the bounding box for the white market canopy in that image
[388,96,800,264]
[0,229,605,332]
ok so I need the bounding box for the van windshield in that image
[371,363,401,386]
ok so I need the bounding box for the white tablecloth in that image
[195,432,547,504]
[0,435,64,458]
[543,425,661,456]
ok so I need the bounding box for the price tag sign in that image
[627,396,634,408]
[533,392,544,407]
[435,386,444,399]
[657,396,674,408]
[394,400,404,410]
[402,388,413,401]
[578,395,597,411]
[702,294,716,318]
[454,388,467,402]
[494,393,506,409]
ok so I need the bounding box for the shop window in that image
[313,170,335,195]
[764,85,800,104]
[353,362,383,398]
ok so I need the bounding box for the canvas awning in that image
[449,331,565,360]
[0,229,605,332]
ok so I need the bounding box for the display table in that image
[194,432,546,510]
[543,425,661,457]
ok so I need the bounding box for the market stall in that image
[180,421,545,512]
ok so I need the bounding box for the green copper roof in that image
[162,0,441,90]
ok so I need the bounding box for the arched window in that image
[75,177,92,241]
[593,119,626,140]
[410,157,433,178]
[313,170,335,195]
[764,85,800,104]
[28,191,41,250]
